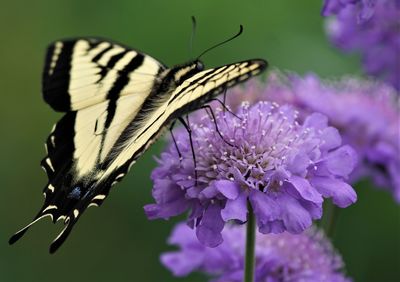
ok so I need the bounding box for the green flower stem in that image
[244,201,256,282]
[322,201,339,238]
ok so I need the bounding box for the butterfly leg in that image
[222,87,227,114]
[201,105,235,147]
[169,120,183,162]
[202,106,214,120]
[209,98,242,120]
[178,116,198,186]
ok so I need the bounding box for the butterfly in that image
[9,36,267,253]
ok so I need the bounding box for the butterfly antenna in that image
[189,16,197,60]
[197,25,243,60]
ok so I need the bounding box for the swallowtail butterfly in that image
[9,36,267,253]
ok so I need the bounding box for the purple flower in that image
[321,0,400,90]
[161,223,352,282]
[144,101,357,247]
[227,74,400,202]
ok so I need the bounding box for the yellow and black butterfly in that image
[9,31,267,253]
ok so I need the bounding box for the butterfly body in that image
[9,38,267,253]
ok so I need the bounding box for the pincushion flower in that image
[291,74,400,201]
[144,101,357,247]
[321,0,400,90]
[161,223,351,282]
[227,74,400,201]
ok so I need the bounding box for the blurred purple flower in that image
[161,223,351,282]
[321,0,400,90]
[144,101,357,247]
[227,73,400,202]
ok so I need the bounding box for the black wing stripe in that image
[171,68,217,100]
[43,41,75,111]
[92,44,113,63]
[168,65,230,105]
[105,50,129,69]
[97,50,129,82]
[45,112,76,174]
[103,54,145,129]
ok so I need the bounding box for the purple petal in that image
[260,220,285,234]
[216,270,244,282]
[200,184,219,199]
[143,204,160,219]
[143,197,189,219]
[323,145,358,177]
[196,203,224,247]
[303,112,328,130]
[276,194,313,233]
[161,251,204,276]
[187,201,203,228]
[215,180,240,199]
[287,152,310,175]
[221,192,248,222]
[320,127,342,151]
[288,175,323,204]
[168,223,198,246]
[151,179,183,203]
[144,180,189,219]
[249,190,282,233]
[186,186,202,198]
[311,177,357,207]
[231,166,247,185]
[301,200,323,219]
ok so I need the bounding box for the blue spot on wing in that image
[67,187,81,199]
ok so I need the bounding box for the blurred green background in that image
[0,1,399,281]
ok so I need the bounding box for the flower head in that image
[161,223,351,282]
[321,0,400,90]
[145,101,357,246]
[228,73,400,201]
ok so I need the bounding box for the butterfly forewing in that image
[10,37,267,253]
[43,38,165,111]
[168,60,265,115]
